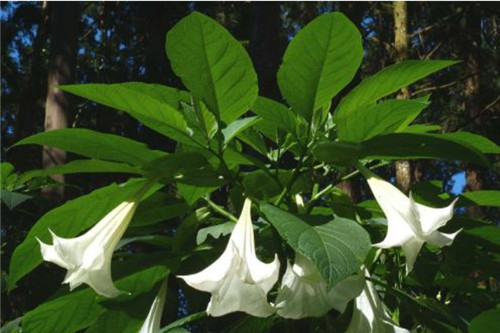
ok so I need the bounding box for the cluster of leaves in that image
[2,11,500,333]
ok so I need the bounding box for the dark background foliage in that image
[1,1,499,330]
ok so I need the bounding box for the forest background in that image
[1,0,499,329]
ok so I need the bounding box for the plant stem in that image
[203,197,238,222]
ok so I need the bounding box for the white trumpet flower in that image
[345,272,409,333]
[178,199,280,317]
[275,253,364,319]
[359,165,461,273]
[139,280,167,333]
[38,200,139,297]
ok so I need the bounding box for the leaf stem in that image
[203,197,238,222]
[159,310,207,333]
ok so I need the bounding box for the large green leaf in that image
[13,129,165,166]
[17,159,141,184]
[469,309,500,333]
[459,190,500,207]
[465,226,500,250]
[60,83,193,144]
[362,133,489,165]
[177,182,219,206]
[260,204,371,289]
[315,133,489,165]
[166,11,258,124]
[251,97,299,135]
[22,254,171,333]
[7,179,160,290]
[222,116,261,145]
[312,141,363,165]
[130,192,190,227]
[441,132,500,154]
[141,152,221,186]
[334,60,457,121]
[278,12,362,121]
[337,98,430,142]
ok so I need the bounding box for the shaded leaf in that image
[18,159,141,184]
[13,129,165,166]
[61,83,193,144]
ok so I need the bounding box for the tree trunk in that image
[393,1,412,193]
[463,4,483,218]
[42,2,80,201]
[249,2,281,100]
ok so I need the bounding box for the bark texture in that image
[393,1,412,193]
[42,2,80,200]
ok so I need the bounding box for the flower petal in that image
[275,254,364,319]
[276,262,332,319]
[38,199,140,297]
[139,280,167,333]
[178,198,279,317]
[206,247,275,317]
[178,246,233,293]
[413,196,458,235]
[426,229,462,248]
[329,273,365,313]
[401,237,425,274]
[345,272,410,333]
[366,175,419,247]
[37,238,68,269]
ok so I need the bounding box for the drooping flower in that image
[178,198,280,317]
[359,165,461,273]
[275,253,364,319]
[38,200,139,297]
[139,279,167,333]
[345,271,409,333]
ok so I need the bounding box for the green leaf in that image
[7,178,158,290]
[177,183,219,206]
[362,133,489,165]
[243,170,308,200]
[60,83,193,144]
[141,152,210,183]
[465,226,500,250]
[260,204,371,289]
[278,12,362,120]
[1,189,32,210]
[222,116,261,145]
[17,159,141,184]
[337,99,430,142]
[252,97,299,134]
[403,124,442,133]
[130,192,190,227]
[226,316,275,333]
[159,311,206,333]
[459,190,500,207]
[13,129,165,166]
[312,141,363,165]
[469,309,500,333]
[196,221,235,245]
[441,132,500,154]
[335,60,457,121]
[166,11,258,124]
[1,162,15,187]
[22,254,171,333]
